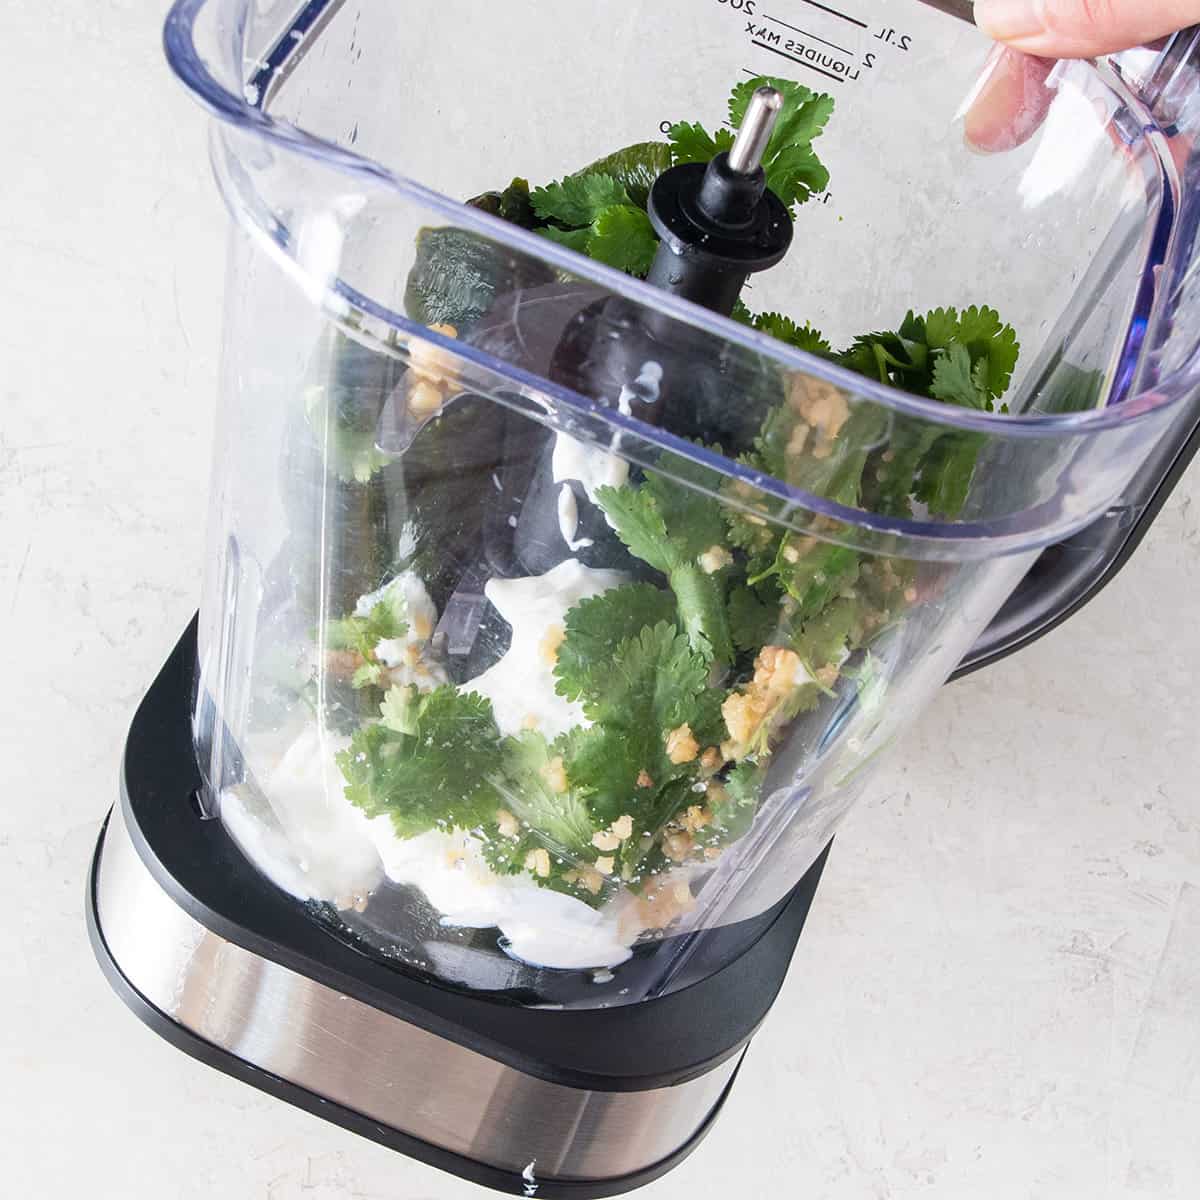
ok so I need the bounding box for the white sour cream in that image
[556,484,594,552]
[364,823,634,969]
[355,569,439,644]
[221,724,383,906]
[464,558,627,739]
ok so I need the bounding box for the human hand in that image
[974,0,1200,58]
[964,0,1200,153]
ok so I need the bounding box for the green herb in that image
[595,481,734,664]
[326,591,410,690]
[562,622,712,825]
[554,583,678,704]
[530,173,633,227]
[585,205,659,276]
[666,121,735,165]
[748,311,832,356]
[481,730,599,888]
[339,686,502,838]
[669,76,833,212]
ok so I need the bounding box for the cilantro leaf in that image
[536,225,591,253]
[728,76,834,154]
[914,433,984,517]
[930,342,989,410]
[338,687,501,837]
[555,583,677,703]
[786,595,869,669]
[667,121,735,165]
[594,483,679,574]
[708,759,764,844]
[728,76,834,211]
[670,563,734,665]
[326,593,410,687]
[749,311,831,356]
[495,731,596,855]
[728,584,780,652]
[596,474,734,663]
[581,621,708,729]
[763,142,830,210]
[530,173,632,227]
[562,622,710,823]
[956,305,1021,398]
[642,451,729,562]
[754,536,861,621]
[575,142,673,209]
[586,205,658,276]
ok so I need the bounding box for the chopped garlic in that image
[665,723,699,765]
[538,624,566,666]
[407,378,443,418]
[496,809,520,839]
[698,544,732,574]
[663,831,694,862]
[592,830,621,852]
[525,848,551,878]
[540,755,568,794]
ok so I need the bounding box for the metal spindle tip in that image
[727,86,783,175]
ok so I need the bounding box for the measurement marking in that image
[765,14,853,55]
[752,39,846,83]
[795,0,868,29]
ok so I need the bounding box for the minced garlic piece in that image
[663,831,694,862]
[636,769,654,789]
[699,746,723,773]
[721,645,805,759]
[496,809,520,839]
[698,544,732,574]
[407,378,444,418]
[665,723,699,765]
[594,856,614,876]
[577,867,604,895]
[815,664,840,689]
[538,623,565,666]
[525,848,551,878]
[680,805,712,833]
[611,814,634,840]
[408,323,459,384]
[592,830,621,852]
[540,755,568,794]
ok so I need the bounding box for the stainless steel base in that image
[90,803,739,1190]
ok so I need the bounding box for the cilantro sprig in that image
[518,75,832,280]
[339,686,502,838]
[326,592,410,690]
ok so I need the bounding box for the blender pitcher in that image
[88,1,1200,1194]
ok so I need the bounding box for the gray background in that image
[2,2,1198,1196]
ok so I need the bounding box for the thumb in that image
[974,0,1200,58]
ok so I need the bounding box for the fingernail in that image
[974,0,1044,41]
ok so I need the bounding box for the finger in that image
[963,46,1056,152]
[974,0,1200,58]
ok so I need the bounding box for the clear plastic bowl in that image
[170,0,1199,1006]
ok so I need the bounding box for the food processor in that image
[86,0,1200,1194]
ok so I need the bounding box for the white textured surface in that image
[2,3,1199,1197]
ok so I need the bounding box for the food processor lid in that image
[163,0,1200,560]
